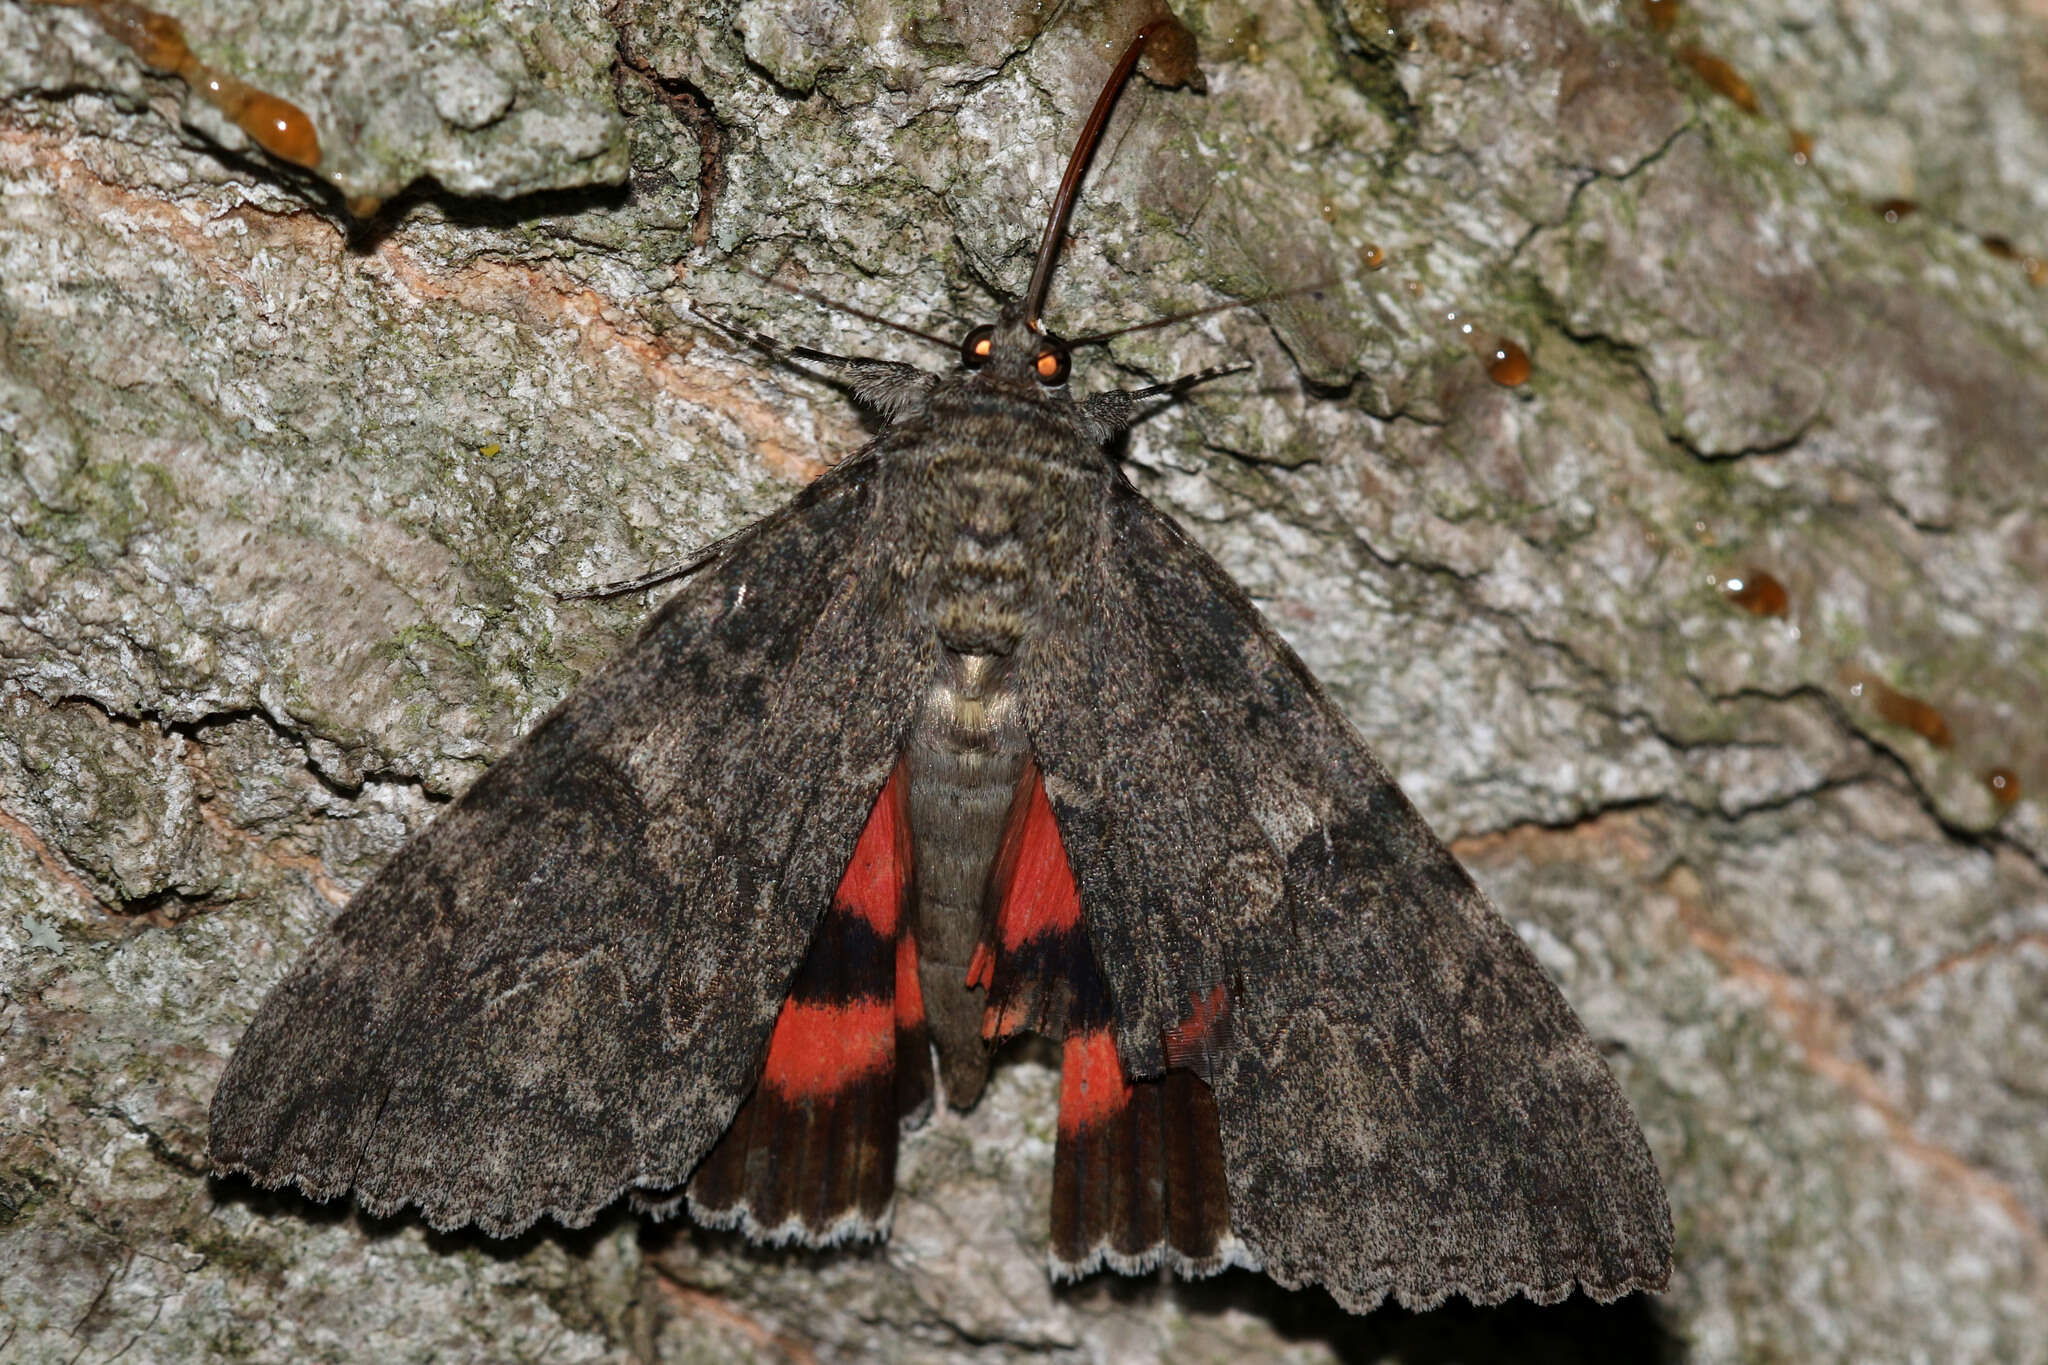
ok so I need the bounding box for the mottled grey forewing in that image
[209,456,934,1235]
[1023,481,1672,1312]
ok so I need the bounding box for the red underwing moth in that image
[209,21,1674,1313]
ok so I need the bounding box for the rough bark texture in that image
[2,0,2044,1361]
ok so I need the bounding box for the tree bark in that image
[3,0,2045,1361]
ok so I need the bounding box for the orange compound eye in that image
[960,324,995,369]
[1034,341,1070,385]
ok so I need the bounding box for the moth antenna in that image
[1121,360,1255,400]
[686,303,939,420]
[1067,282,1334,347]
[739,265,958,351]
[554,530,743,601]
[1020,27,1157,329]
[685,301,871,368]
[1074,362,1254,442]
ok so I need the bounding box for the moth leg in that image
[684,763,927,1243]
[1074,362,1253,443]
[976,764,1236,1277]
[687,304,938,420]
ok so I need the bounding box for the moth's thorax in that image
[902,381,1106,657]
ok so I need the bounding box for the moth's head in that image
[955,302,1072,398]
[943,22,1192,405]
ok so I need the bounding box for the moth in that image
[209,23,1673,1313]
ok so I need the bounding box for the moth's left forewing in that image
[1021,481,1674,1311]
[209,454,937,1234]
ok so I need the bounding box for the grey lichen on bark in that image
[3,0,2046,1362]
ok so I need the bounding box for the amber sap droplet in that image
[1847,672,1954,749]
[1873,198,1917,224]
[236,89,320,168]
[88,0,192,72]
[1978,236,2048,284]
[1485,338,1532,387]
[83,0,321,170]
[1135,11,1205,91]
[1678,48,1760,115]
[1643,0,1680,35]
[1789,129,1815,166]
[202,70,321,169]
[1722,571,1789,617]
[1359,243,1387,271]
[1985,768,2022,805]
[1882,691,1953,749]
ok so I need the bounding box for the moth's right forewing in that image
[208,453,935,1235]
[1024,482,1673,1312]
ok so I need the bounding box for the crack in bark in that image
[1508,116,1697,265]
[67,1248,131,1345]
[611,27,726,250]
[1207,448,2023,873]
[92,1108,211,1181]
[2,691,378,921]
[56,687,447,803]
[1311,0,1421,169]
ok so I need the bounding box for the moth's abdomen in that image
[905,650,1030,1108]
[691,703,1240,1275]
